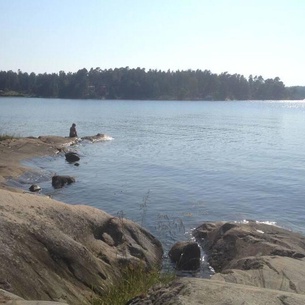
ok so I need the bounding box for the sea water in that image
[2,97,305,274]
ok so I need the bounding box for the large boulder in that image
[168,241,201,270]
[0,189,163,305]
[193,221,305,295]
[193,221,305,271]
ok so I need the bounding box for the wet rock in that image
[51,175,75,189]
[65,152,80,163]
[168,241,201,270]
[29,184,41,192]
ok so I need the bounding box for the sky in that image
[1,0,304,86]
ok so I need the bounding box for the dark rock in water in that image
[65,152,80,162]
[74,162,80,166]
[52,175,75,189]
[169,241,201,270]
[29,184,41,192]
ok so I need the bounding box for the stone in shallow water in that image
[51,175,75,189]
[29,184,41,192]
[169,241,201,270]
[65,152,80,162]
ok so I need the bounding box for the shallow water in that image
[2,97,305,276]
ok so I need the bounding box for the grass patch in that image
[92,265,175,305]
[0,133,16,141]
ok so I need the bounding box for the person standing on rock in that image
[69,123,78,138]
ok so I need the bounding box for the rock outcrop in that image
[0,189,163,305]
[193,221,305,295]
[127,221,305,305]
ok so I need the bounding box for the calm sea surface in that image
[1,97,305,273]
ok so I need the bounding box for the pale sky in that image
[1,0,304,86]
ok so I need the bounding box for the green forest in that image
[0,67,304,100]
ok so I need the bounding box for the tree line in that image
[0,67,304,100]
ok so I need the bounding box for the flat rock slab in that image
[212,255,305,294]
[127,278,305,305]
[177,278,305,305]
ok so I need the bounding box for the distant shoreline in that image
[1,68,305,100]
[1,94,305,102]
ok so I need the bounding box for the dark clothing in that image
[69,125,77,137]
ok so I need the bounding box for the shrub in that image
[0,133,16,141]
[92,265,175,305]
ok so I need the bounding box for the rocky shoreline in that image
[127,221,305,304]
[1,136,305,304]
[0,135,164,304]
